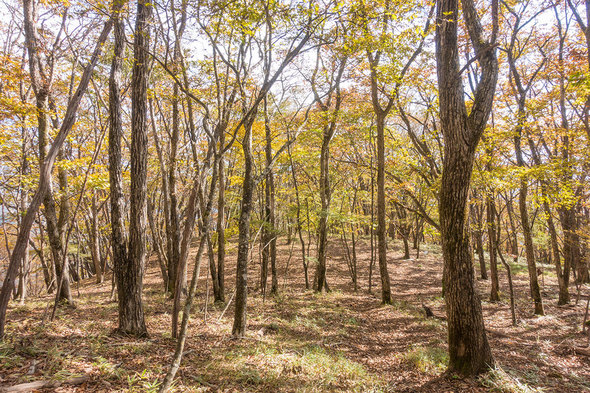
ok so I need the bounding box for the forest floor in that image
[1,238,590,392]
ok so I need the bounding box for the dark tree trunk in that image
[487,197,500,302]
[207,233,220,301]
[376,116,392,304]
[312,56,347,293]
[527,133,570,304]
[232,113,257,337]
[470,202,487,280]
[216,138,226,301]
[116,0,151,336]
[506,31,544,313]
[90,192,103,283]
[315,137,331,293]
[287,144,308,289]
[167,81,181,297]
[263,98,278,295]
[436,0,498,375]
[519,179,543,314]
[505,196,519,256]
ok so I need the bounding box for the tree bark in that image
[117,0,151,336]
[470,201,487,280]
[486,196,499,302]
[436,0,497,375]
[90,192,103,283]
[109,0,128,320]
[232,112,257,337]
[216,133,227,301]
[263,97,278,295]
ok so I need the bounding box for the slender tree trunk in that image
[206,233,220,300]
[216,142,227,303]
[487,196,499,302]
[376,114,392,304]
[519,180,543,314]
[166,0,188,298]
[232,113,257,337]
[315,137,331,293]
[369,148,375,293]
[263,98,278,295]
[505,196,519,256]
[528,138,570,304]
[90,192,103,283]
[167,81,181,297]
[471,202,487,280]
[287,144,308,289]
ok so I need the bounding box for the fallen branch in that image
[574,346,590,357]
[1,375,88,392]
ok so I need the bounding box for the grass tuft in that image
[402,345,448,374]
[480,366,545,393]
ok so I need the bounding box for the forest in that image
[0,0,589,391]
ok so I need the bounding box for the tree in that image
[311,47,348,293]
[436,0,498,375]
[115,0,151,337]
[502,0,546,314]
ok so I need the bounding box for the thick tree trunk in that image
[436,0,497,375]
[440,153,494,375]
[116,0,151,336]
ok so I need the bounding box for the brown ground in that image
[1,237,589,392]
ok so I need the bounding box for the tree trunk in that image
[263,99,278,295]
[505,196,519,256]
[376,114,392,303]
[487,197,499,302]
[216,140,226,301]
[316,136,331,293]
[232,113,257,337]
[519,180,543,314]
[90,192,103,283]
[287,144,308,289]
[116,0,151,336]
[436,0,497,375]
[471,202,487,280]
[528,138,570,305]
